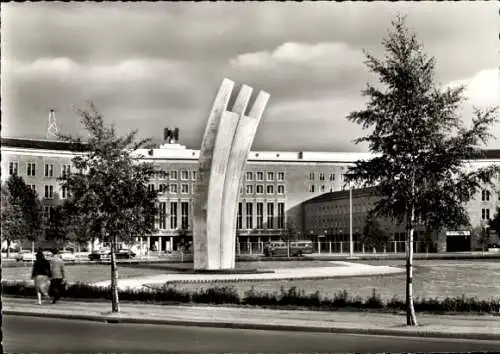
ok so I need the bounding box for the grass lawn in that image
[1,260,340,284]
[1,263,171,283]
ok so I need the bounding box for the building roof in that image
[1,137,88,152]
[2,137,500,162]
[304,186,380,205]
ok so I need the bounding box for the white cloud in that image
[230,42,364,70]
[447,68,500,108]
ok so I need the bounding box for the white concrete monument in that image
[193,78,270,270]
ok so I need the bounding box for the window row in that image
[309,185,337,193]
[28,185,70,199]
[245,171,285,182]
[149,183,192,194]
[157,201,190,230]
[236,202,285,230]
[308,172,338,181]
[244,184,285,195]
[8,161,72,178]
[153,170,196,181]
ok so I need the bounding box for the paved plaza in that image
[92,261,404,290]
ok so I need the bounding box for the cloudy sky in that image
[2,2,499,152]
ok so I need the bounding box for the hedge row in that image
[2,281,499,314]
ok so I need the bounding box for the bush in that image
[243,286,279,306]
[191,286,240,305]
[3,280,499,314]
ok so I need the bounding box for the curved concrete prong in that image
[193,78,235,270]
[220,91,270,269]
[231,85,253,117]
[206,110,240,269]
[248,91,270,120]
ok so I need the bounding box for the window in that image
[267,203,274,229]
[9,161,18,176]
[256,203,264,229]
[481,208,490,220]
[277,185,285,194]
[27,163,36,177]
[159,202,167,229]
[43,205,51,219]
[192,171,197,180]
[267,172,274,181]
[44,163,54,177]
[256,172,264,181]
[159,183,168,193]
[309,172,315,180]
[319,172,325,181]
[266,185,274,194]
[246,203,253,229]
[148,184,155,192]
[320,185,325,192]
[237,203,243,229]
[256,184,264,194]
[44,185,54,199]
[170,170,178,180]
[181,202,189,229]
[29,184,36,192]
[246,185,253,194]
[181,184,189,194]
[61,186,68,199]
[181,170,189,180]
[62,164,71,178]
[481,190,491,201]
[309,184,315,193]
[246,172,253,181]
[329,173,335,181]
[170,184,178,194]
[277,202,285,229]
[170,202,178,229]
[277,172,285,181]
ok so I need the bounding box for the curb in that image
[4,309,500,342]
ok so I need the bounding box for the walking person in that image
[49,249,66,304]
[31,250,51,305]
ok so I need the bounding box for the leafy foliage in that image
[344,17,498,231]
[362,212,391,250]
[1,175,42,254]
[489,207,500,245]
[59,104,159,246]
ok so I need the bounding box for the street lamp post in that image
[349,184,353,257]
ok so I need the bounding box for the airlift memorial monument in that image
[192,79,270,270]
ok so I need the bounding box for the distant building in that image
[2,131,499,253]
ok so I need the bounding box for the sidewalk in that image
[3,296,499,341]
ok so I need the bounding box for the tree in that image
[362,213,390,252]
[1,188,25,257]
[344,16,498,326]
[59,104,159,313]
[1,175,42,256]
[282,220,298,257]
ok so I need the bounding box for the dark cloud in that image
[2,2,498,151]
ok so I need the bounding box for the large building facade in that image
[2,134,499,253]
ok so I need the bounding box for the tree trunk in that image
[406,204,418,326]
[110,234,120,313]
[6,240,11,258]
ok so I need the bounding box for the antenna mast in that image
[47,109,59,139]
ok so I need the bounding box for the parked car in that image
[15,250,35,262]
[116,249,136,259]
[263,240,314,257]
[59,250,76,262]
[88,249,136,261]
[42,250,54,259]
[88,249,110,261]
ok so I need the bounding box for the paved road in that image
[4,315,500,353]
